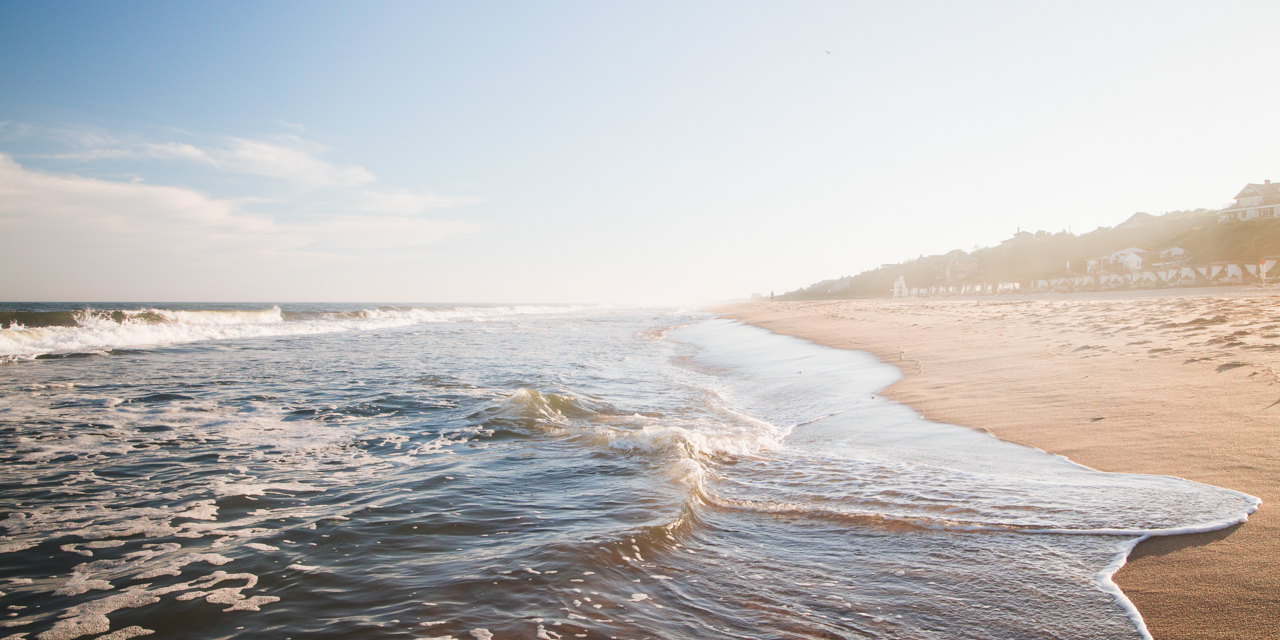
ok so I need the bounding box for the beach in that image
[719,290,1280,639]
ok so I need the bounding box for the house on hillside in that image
[1218,181,1280,223]
[1151,247,1188,268]
[946,255,979,282]
[999,229,1034,246]
[1085,247,1148,273]
[923,251,979,283]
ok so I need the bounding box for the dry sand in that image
[719,290,1280,640]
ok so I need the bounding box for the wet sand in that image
[718,291,1280,640]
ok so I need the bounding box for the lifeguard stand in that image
[892,276,909,299]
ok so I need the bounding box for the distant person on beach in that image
[770,291,774,301]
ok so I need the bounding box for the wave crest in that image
[478,387,787,488]
[0,304,594,360]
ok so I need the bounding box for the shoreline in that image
[715,293,1279,640]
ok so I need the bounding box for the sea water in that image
[0,305,1259,639]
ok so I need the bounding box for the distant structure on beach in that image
[892,276,909,299]
[1218,180,1280,223]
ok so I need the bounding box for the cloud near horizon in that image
[0,153,478,299]
[15,125,478,214]
[145,136,376,189]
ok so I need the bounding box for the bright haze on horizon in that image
[1,1,1277,305]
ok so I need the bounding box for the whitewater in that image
[0,304,1258,639]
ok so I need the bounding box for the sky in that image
[2,1,1278,304]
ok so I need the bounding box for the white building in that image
[1154,247,1187,264]
[1086,247,1149,273]
[1218,181,1280,223]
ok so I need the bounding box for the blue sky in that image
[2,1,1278,303]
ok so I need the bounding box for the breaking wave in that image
[481,386,790,486]
[0,304,596,360]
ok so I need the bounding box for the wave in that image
[0,307,284,329]
[479,386,789,491]
[0,304,597,360]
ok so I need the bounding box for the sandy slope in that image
[719,291,1280,640]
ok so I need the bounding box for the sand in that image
[718,290,1280,640]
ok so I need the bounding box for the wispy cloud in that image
[211,137,376,187]
[0,153,477,296]
[0,121,37,142]
[10,123,481,213]
[89,134,376,189]
[143,142,212,163]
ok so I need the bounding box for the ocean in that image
[0,304,1259,640]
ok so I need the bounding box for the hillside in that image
[783,210,1280,299]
